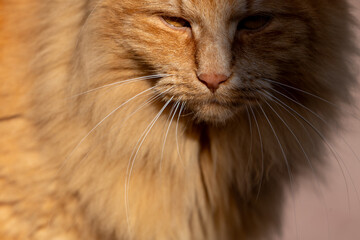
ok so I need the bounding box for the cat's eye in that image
[238,14,272,31]
[161,16,191,29]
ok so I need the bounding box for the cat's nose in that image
[198,73,229,92]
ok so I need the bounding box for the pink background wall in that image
[280,2,360,240]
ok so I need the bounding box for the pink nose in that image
[198,73,229,92]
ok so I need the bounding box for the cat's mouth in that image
[183,95,263,124]
[156,80,267,124]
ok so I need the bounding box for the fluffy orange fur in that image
[0,0,357,239]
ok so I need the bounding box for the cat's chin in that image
[192,102,241,125]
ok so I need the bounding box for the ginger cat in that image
[0,0,357,239]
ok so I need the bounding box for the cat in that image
[0,0,357,239]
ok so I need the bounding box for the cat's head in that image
[87,0,354,124]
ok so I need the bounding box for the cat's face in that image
[101,0,345,124]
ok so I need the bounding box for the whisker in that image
[180,111,193,117]
[261,78,337,107]
[176,102,185,168]
[264,98,322,182]
[263,94,316,173]
[272,88,330,122]
[179,103,191,137]
[125,96,174,232]
[248,107,264,200]
[272,88,360,165]
[264,91,353,211]
[257,104,295,189]
[160,101,180,171]
[261,90,331,238]
[257,103,299,240]
[117,87,174,131]
[263,77,360,124]
[245,107,253,180]
[261,90,317,148]
[265,98,333,239]
[63,86,156,169]
[71,74,171,98]
[271,88,360,205]
[78,89,172,169]
[75,0,103,49]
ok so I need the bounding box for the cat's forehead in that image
[180,0,244,20]
[138,0,299,17]
[150,0,247,13]
[180,0,244,10]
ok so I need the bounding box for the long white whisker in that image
[273,88,360,165]
[160,101,180,171]
[176,102,185,168]
[249,107,264,200]
[262,96,332,240]
[263,98,322,181]
[262,90,317,147]
[272,88,332,123]
[125,96,174,232]
[258,104,294,186]
[261,78,337,107]
[271,88,360,205]
[79,89,172,169]
[64,86,156,167]
[75,0,103,49]
[117,87,174,131]
[71,74,170,98]
[179,104,191,137]
[265,91,353,211]
[263,96,316,174]
[245,106,253,174]
[258,104,299,240]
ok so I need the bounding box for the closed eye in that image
[237,14,273,31]
[161,16,191,29]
